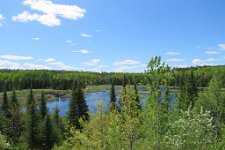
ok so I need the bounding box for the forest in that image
[0,56,225,150]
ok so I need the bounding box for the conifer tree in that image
[42,114,55,150]
[68,83,89,129]
[40,91,47,119]
[177,71,198,110]
[77,85,89,123]
[8,89,21,144]
[2,90,9,117]
[134,83,141,110]
[10,89,17,105]
[68,88,79,127]
[109,83,117,111]
[26,88,39,149]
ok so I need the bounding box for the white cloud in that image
[66,40,72,44]
[23,63,51,69]
[113,59,140,66]
[12,11,60,27]
[0,14,4,26]
[206,58,222,62]
[44,58,56,63]
[219,44,225,51]
[96,29,101,32]
[44,58,74,70]
[12,0,86,27]
[166,52,180,55]
[205,51,221,55]
[82,59,101,66]
[81,33,92,38]
[192,59,204,66]
[72,49,89,54]
[31,37,40,40]
[0,55,33,60]
[0,61,22,69]
[165,58,184,62]
[114,64,146,72]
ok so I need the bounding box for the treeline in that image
[0,65,225,92]
[0,70,144,91]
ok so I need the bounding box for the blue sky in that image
[0,0,225,72]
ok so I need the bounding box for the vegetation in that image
[0,56,225,149]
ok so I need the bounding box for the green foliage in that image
[164,109,214,150]
[109,83,117,111]
[177,71,198,110]
[68,84,89,129]
[40,91,47,119]
[0,132,10,149]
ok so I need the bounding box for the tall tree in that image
[109,83,117,112]
[134,83,141,110]
[40,91,47,119]
[68,88,79,127]
[2,90,9,117]
[68,83,89,129]
[41,114,55,150]
[141,56,173,149]
[194,72,225,143]
[26,88,39,149]
[177,71,198,110]
[8,90,21,144]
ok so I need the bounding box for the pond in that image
[46,87,176,116]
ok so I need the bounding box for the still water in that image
[46,88,176,116]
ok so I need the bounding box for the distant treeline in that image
[0,65,225,91]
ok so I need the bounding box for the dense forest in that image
[0,64,224,91]
[0,56,225,149]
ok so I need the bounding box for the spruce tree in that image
[77,85,89,123]
[134,83,141,110]
[68,83,89,129]
[40,91,47,119]
[26,89,39,149]
[8,90,21,144]
[2,90,9,117]
[10,89,17,105]
[42,114,55,150]
[177,71,198,110]
[68,88,79,127]
[109,83,117,111]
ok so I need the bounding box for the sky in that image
[0,0,225,72]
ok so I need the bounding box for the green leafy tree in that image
[195,72,225,143]
[140,56,173,149]
[0,132,10,149]
[164,109,214,150]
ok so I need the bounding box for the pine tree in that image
[68,88,79,127]
[2,90,9,117]
[68,83,89,129]
[177,71,198,110]
[26,89,39,149]
[134,83,141,110]
[53,106,60,126]
[10,89,17,105]
[40,91,47,119]
[42,114,55,150]
[77,85,89,123]
[109,83,117,111]
[8,90,21,144]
